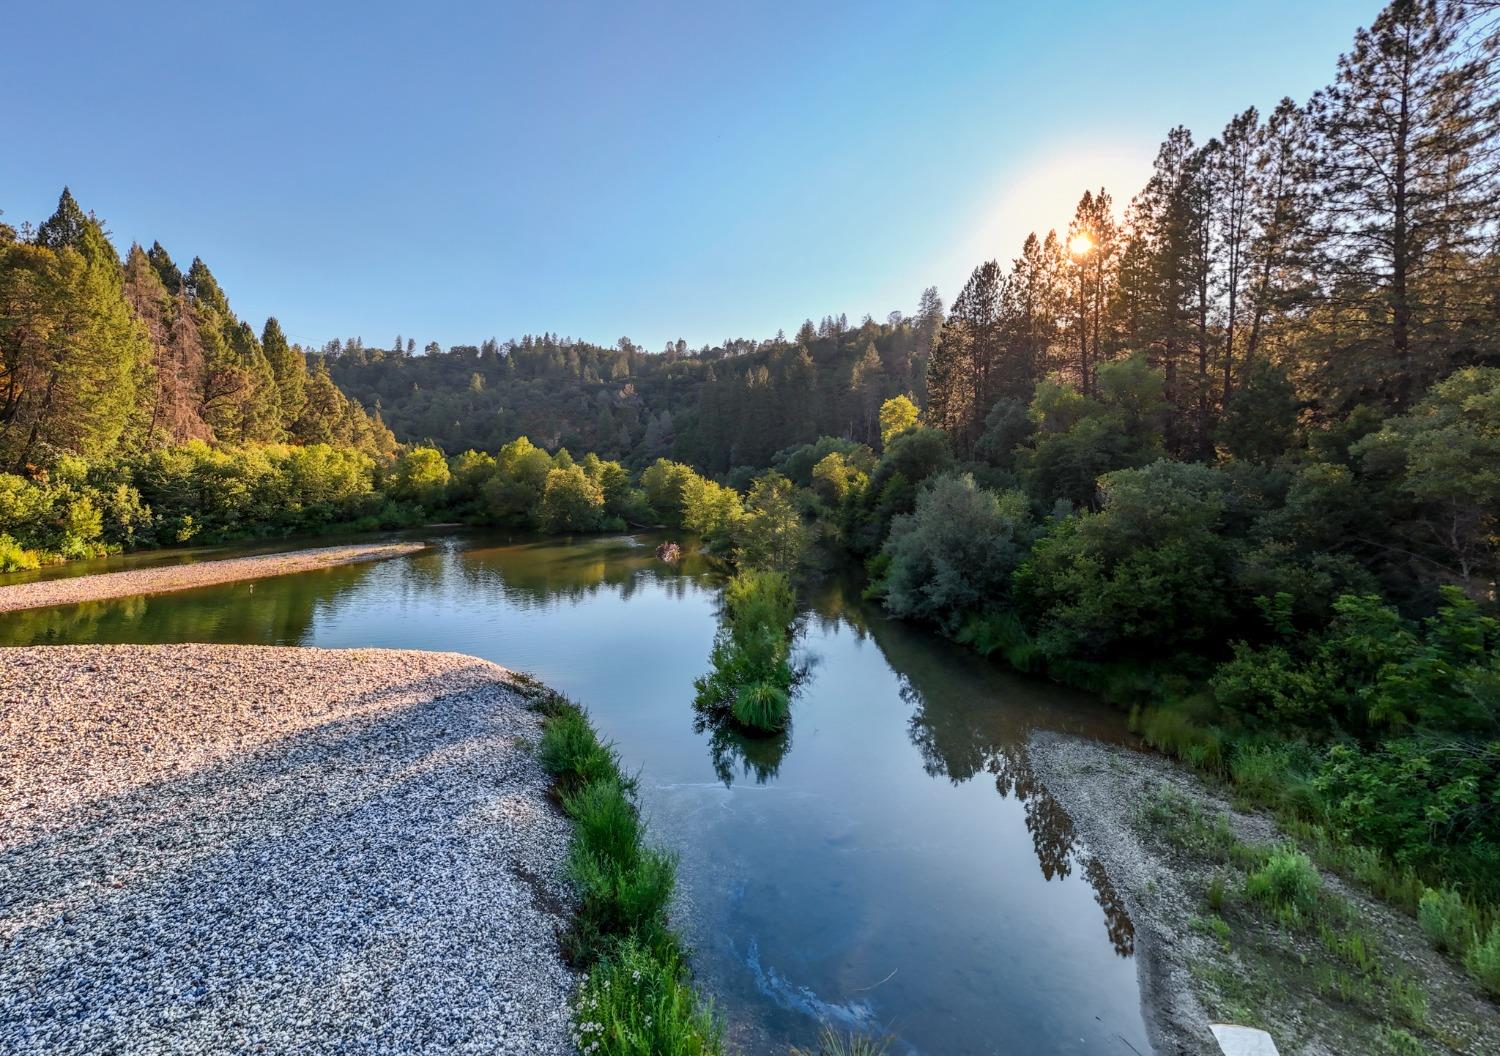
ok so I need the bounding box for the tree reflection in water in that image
[846,576,1134,966]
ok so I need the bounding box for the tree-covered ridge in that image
[0,188,394,470]
[325,303,941,474]
[0,189,399,567]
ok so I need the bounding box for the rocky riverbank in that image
[0,644,575,1055]
[1029,731,1500,1056]
[0,541,427,613]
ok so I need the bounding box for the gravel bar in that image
[0,644,576,1055]
[0,542,428,614]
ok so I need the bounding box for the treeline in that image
[324,303,940,472]
[816,0,1500,999]
[0,190,398,568]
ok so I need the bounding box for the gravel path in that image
[0,542,427,614]
[0,645,576,1055]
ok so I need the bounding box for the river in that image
[2,530,1152,1055]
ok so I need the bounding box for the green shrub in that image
[564,779,643,868]
[729,680,790,731]
[572,938,722,1056]
[1418,887,1473,954]
[694,570,796,734]
[568,840,677,946]
[1245,847,1320,919]
[1464,923,1500,997]
[0,533,40,572]
[538,710,621,791]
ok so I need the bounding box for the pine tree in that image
[262,316,308,428]
[34,188,90,253]
[1311,0,1500,408]
[146,241,183,294]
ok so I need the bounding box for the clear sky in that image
[4,1,1379,352]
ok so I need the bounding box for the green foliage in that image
[881,472,1034,632]
[877,394,921,448]
[1019,356,1167,508]
[694,570,796,734]
[388,446,451,508]
[0,532,40,571]
[1245,847,1321,919]
[538,464,607,533]
[538,710,623,794]
[791,1027,891,1056]
[1217,360,1299,464]
[572,939,723,1056]
[1464,923,1500,997]
[1016,460,1236,662]
[733,472,807,574]
[1417,888,1473,955]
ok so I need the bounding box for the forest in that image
[2,0,1498,1006]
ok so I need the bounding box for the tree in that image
[262,317,308,428]
[537,463,605,532]
[34,188,89,253]
[882,473,1035,631]
[734,473,807,573]
[878,394,921,448]
[1353,366,1500,595]
[0,216,148,468]
[389,446,451,507]
[927,261,1003,452]
[1311,0,1500,409]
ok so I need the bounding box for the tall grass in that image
[694,570,796,734]
[520,678,723,1055]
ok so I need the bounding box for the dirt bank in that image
[1029,731,1500,1056]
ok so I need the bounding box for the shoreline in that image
[0,644,576,1055]
[1029,731,1500,1056]
[0,541,427,613]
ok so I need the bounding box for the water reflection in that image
[2,531,1149,1054]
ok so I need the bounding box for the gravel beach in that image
[0,541,427,614]
[1029,731,1500,1056]
[0,645,576,1055]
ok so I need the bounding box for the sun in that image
[1068,231,1094,258]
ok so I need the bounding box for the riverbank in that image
[1029,731,1500,1056]
[0,541,427,613]
[0,644,575,1055]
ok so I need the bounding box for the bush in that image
[0,533,40,572]
[565,779,644,869]
[572,938,723,1056]
[1245,847,1321,918]
[880,473,1033,633]
[694,571,796,734]
[538,710,622,793]
[1417,887,1473,954]
[1465,923,1500,997]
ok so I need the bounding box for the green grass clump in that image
[539,709,622,792]
[519,673,724,1055]
[729,679,790,731]
[1464,922,1500,997]
[1417,887,1474,955]
[789,1027,891,1056]
[1245,846,1320,920]
[572,938,722,1056]
[694,570,796,734]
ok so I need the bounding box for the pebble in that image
[0,644,576,1055]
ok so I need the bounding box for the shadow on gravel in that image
[0,668,574,1056]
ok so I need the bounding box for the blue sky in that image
[4,1,1377,352]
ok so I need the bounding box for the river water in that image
[2,531,1152,1055]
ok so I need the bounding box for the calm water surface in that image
[3,532,1151,1055]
